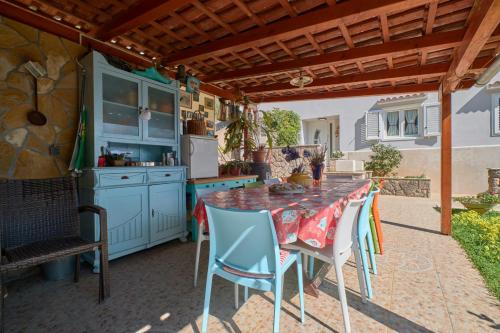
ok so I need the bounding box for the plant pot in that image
[229,166,241,176]
[287,173,313,187]
[252,149,267,163]
[461,202,495,215]
[219,165,227,177]
[311,163,325,181]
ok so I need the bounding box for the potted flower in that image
[309,145,327,183]
[453,191,500,215]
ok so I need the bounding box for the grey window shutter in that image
[493,96,500,136]
[365,111,380,140]
[424,104,441,136]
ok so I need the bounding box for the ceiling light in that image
[126,45,132,50]
[110,39,117,43]
[152,57,157,60]
[28,5,38,11]
[139,51,145,55]
[53,15,62,21]
[290,71,313,88]
[74,24,81,30]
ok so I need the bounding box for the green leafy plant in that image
[255,111,276,151]
[331,150,344,159]
[291,163,306,174]
[454,192,500,205]
[262,108,301,146]
[223,114,256,155]
[452,211,500,300]
[365,144,402,177]
[309,145,327,166]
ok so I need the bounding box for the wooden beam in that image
[243,62,449,93]
[255,82,440,102]
[163,0,432,64]
[203,29,465,82]
[440,88,452,235]
[442,0,500,93]
[425,1,438,34]
[0,1,237,101]
[94,0,190,41]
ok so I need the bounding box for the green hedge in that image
[452,211,500,300]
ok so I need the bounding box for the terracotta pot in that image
[219,165,227,177]
[229,166,241,176]
[252,149,267,163]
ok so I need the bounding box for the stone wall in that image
[488,168,500,195]
[0,16,85,179]
[269,144,320,179]
[374,177,431,198]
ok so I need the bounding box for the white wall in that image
[260,73,500,152]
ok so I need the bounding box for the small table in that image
[186,175,258,241]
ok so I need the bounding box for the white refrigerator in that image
[181,135,219,179]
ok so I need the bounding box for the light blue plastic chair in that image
[357,187,380,299]
[201,204,305,333]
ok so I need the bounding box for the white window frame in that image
[381,107,422,141]
[492,93,500,136]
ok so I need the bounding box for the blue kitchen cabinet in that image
[149,183,185,244]
[97,186,149,257]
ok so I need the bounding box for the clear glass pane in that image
[102,74,139,136]
[147,86,175,140]
[386,112,399,136]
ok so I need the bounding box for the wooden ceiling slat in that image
[244,62,449,93]
[203,29,465,82]
[425,1,439,34]
[163,0,432,64]
[443,0,500,93]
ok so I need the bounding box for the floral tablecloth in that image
[193,179,371,248]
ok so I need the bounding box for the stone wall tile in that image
[0,23,29,48]
[13,149,59,179]
[3,18,38,42]
[0,141,15,175]
[0,103,31,130]
[5,128,27,147]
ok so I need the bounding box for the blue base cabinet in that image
[80,167,187,272]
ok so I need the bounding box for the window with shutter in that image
[492,94,500,136]
[423,104,441,136]
[365,111,381,140]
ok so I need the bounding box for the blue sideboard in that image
[79,51,187,272]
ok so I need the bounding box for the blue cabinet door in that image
[96,186,149,256]
[149,183,184,243]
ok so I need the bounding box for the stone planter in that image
[460,202,495,215]
[373,177,430,198]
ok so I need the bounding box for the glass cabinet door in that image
[143,83,176,142]
[101,72,141,138]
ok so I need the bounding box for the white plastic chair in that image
[283,198,367,333]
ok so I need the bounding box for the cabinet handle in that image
[152,209,155,217]
[121,175,129,180]
[165,173,171,177]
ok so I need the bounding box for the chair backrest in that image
[196,186,229,199]
[0,177,80,249]
[333,198,366,256]
[264,178,281,185]
[357,187,380,236]
[204,204,280,276]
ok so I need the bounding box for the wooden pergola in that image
[1,0,499,234]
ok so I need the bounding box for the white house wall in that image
[260,73,500,194]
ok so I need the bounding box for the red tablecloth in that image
[193,179,371,248]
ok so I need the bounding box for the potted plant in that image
[365,143,402,177]
[309,145,327,183]
[287,163,313,187]
[453,191,500,215]
[251,112,276,163]
[331,150,344,160]
[223,113,255,160]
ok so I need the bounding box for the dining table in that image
[193,178,371,248]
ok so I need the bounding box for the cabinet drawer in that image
[98,172,146,187]
[148,170,184,183]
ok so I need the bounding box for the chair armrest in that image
[79,205,108,244]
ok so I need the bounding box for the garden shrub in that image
[452,211,500,300]
[365,144,402,177]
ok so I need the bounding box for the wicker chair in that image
[0,177,110,330]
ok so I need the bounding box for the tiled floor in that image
[4,196,499,332]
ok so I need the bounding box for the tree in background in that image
[262,108,301,146]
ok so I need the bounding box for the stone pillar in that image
[488,168,500,196]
